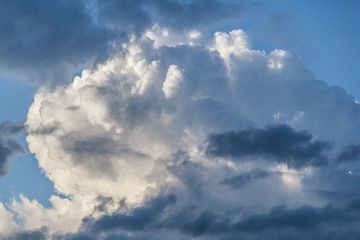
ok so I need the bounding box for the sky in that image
[1,0,360,239]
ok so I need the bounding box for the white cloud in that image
[214,29,252,60]
[162,65,183,98]
[0,202,16,235]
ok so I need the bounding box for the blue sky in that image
[1,1,360,239]
[0,78,53,207]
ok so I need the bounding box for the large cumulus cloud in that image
[3,25,360,239]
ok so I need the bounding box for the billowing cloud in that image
[3,22,360,239]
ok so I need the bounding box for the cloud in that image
[206,124,332,169]
[52,194,360,240]
[60,194,227,239]
[147,0,251,30]
[0,121,24,177]
[233,204,342,232]
[4,228,48,240]
[0,202,17,236]
[95,0,152,34]
[4,24,360,238]
[0,0,114,85]
[0,0,250,85]
[220,169,271,189]
[84,195,176,233]
[336,144,360,162]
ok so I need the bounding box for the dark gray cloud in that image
[0,0,115,85]
[302,166,360,206]
[96,0,249,33]
[233,204,342,232]
[58,194,360,240]
[206,124,332,169]
[4,227,48,240]
[25,122,60,135]
[0,121,24,177]
[95,0,152,34]
[148,0,251,30]
[220,169,270,189]
[0,121,24,134]
[346,198,360,211]
[78,195,176,236]
[60,133,150,178]
[336,144,360,163]
[93,196,116,214]
[167,151,210,199]
[64,136,120,157]
[91,196,128,217]
[64,194,218,239]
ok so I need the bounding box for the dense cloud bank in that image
[2,3,360,238]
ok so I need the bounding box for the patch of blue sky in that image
[0,145,54,208]
[0,76,54,207]
[0,76,35,122]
